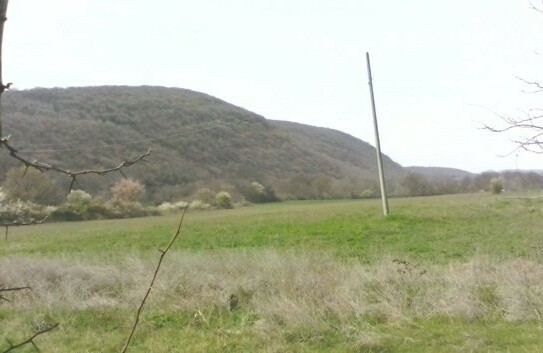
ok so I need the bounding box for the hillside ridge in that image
[0,85,405,201]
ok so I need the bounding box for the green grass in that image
[3,193,543,263]
[2,193,543,352]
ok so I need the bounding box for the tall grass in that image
[3,251,543,325]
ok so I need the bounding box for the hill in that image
[405,166,474,181]
[0,86,405,201]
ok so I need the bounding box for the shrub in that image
[51,190,110,221]
[490,176,505,194]
[241,181,280,203]
[110,179,145,203]
[188,200,211,210]
[214,191,233,209]
[361,189,374,199]
[0,198,48,224]
[156,201,189,214]
[105,200,147,219]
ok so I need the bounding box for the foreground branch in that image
[121,205,189,353]
[482,107,543,155]
[0,136,151,190]
[0,285,31,302]
[1,323,59,353]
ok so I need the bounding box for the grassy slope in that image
[2,193,543,352]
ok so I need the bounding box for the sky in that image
[3,0,543,173]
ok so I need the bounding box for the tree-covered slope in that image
[0,86,404,201]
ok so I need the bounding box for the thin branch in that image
[121,205,190,353]
[0,285,31,302]
[0,136,151,190]
[517,76,543,93]
[1,323,59,353]
[529,0,543,14]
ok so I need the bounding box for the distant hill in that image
[405,166,474,181]
[0,86,405,201]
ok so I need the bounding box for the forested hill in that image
[0,86,405,201]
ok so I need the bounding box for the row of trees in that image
[3,164,543,223]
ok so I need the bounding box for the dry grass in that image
[2,251,543,326]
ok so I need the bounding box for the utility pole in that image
[365,52,389,216]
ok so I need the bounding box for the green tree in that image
[490,176,505,194]
[214,191,233,209]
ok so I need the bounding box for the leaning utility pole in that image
[365,52,389,216]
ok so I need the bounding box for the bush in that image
[188,200,211,210]
[156,201,189,214]
[105,200,147,219]
[490,176,505,194]
[241,181,280,203]
[214,191,233,209]
[0,198,48,225]
[110,179,145,203]
[361,189,374,199]
[51,190,110,221]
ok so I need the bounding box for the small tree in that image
[490,176,505,194]
[214,191,233,209]
[110,178,145,203]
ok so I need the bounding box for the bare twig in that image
[0,136,151,190]
[481,105,543,155]
[1,323,59,353]
[121,205,190,353]
[517,77,543,93]
[0,285,31,302]
[529,0,543,15]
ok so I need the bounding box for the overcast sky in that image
[4,0,543,172]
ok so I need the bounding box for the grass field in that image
[2,193,543,352]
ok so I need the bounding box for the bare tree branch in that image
[529,0,543,14]
[517,76,543,93]
[1,323,59,353]
[121,205,189,353]
[481,101,543,156]
[0,136,151,190]
[0,285,31,302]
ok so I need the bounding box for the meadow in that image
[1,193,543,352]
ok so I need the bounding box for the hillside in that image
[405,166,474,181]
[0,86,405,201]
